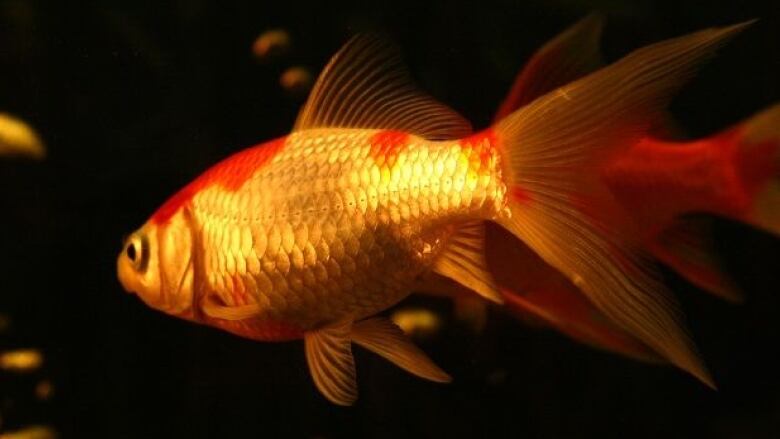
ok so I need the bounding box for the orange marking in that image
[459,129,497,174]
[369,130,409,168]
[151,136,287,224]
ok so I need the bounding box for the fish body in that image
[119,22,757,404]
[152,128,503,338]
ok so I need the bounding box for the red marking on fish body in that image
[460,128,498,173]
[151,136,287,224]
[369,130,409,167]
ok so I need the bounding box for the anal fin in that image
[352,317,451,383]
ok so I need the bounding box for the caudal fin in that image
[649,216,743,302]
[492,22,752,387]
[649,104,780,302]
[493,13,605,120]
[734,104,780,236]
[485,223,663,363]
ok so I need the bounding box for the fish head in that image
[117,210,195,318]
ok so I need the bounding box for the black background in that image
[1,1,779,437]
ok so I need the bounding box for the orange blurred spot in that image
[0,349,43,373]
[280,66,312,96]
[35,380,54,401]
[252,29,291,59]
[0,314,10,333]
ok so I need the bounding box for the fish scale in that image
[189,128,503,332]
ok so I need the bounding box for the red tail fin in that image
[648,216,742,302]
[494,14,604,121]
[733,104,780,235]
[485,223,663,363]
[602,105,779,301]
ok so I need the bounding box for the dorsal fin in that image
[294,35,472,140]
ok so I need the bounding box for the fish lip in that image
[116,251,138,295]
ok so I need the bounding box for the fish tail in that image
[489,22,751,387]
[650,104,780,302]
[484,223,664,363]
[730,103,780,235]
[649,216,743,303]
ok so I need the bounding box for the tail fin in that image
[735,104,780,236]
[493,13,605,121]
[651,104,780,300]
[492,22,751,387]
[649,216,743,302]
[485,223,663,363]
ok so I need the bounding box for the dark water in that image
[1,1,779,437]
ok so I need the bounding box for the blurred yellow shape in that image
[0,349,43,372]
[390,307,442,339]
[0,113,46,159]
[0,425,57,439]
[252,29,291,59]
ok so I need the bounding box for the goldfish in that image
[424,15,780,369]
[118,21,756,405]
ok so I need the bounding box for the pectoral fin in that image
[201,299,261,320]
[304,320,357,406]
[352,317,451,383]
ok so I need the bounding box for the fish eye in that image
[124,234,148,272]
[126,242,137,261]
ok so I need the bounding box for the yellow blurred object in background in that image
[0,425,57,439]
[0,113,46,160]
[0,349,43,373]
[390,308,443,340]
